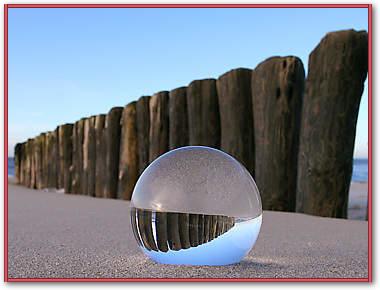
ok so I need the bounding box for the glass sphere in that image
[130,146,262,266]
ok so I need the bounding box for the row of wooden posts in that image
[14,29,368,218]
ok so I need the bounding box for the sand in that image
[7,179,368,279]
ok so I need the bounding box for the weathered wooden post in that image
[217,68,255,175]
[55,127,60,189]
[41,133,48,189]
[44,133,51,188]
[29,138,36,189]
[71,119,85,194]
[56,127,63,189]
[252,56,305,212]
[187,79,220,148]
[82,118,90,194]
[118,102,139,200]
[24,139,32,187]
[136,96,151,175]
[82,117,96,196]
[14,143,22,183]
[149,91,169,162]
[47,131,58,188]
[43,134,51,188]
[296,30,368,218]
[169,87,188,149]
[95,114,106,198]
[33,134,44,189]
[87,116,97,196]
[22,140,28,186]
[104,107,123,198]
[18,143,25,185]
[58,124,73,194]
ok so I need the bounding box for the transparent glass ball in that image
[130,146,262,266]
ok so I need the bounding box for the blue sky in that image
[8,7,368,158]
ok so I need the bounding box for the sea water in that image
[130,208,262,266]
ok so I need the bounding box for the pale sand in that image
[7,179,368,279]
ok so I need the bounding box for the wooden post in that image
[82,118,90,194]
[136,96,151,175]
[44,133,51,188]
[18,143,23,184]
[297,30,368,218]
[87,116,97,196]
[95,114,106,198]
[29,138,36,189]
[55,127,60,189]
[81,118,93,195]
[71,119,85,194]
[33,134,43,189]
[252,56,305,212]
[58,124,73,194]
[40,133,47,189]
[149,91,169,162]
[187,79,220,148]
[216,68,255,175]
[104,107,123,198]
[169,87,188,149]
[56,128,63,189]
[47,131,58,189]
[82,117,96,196]
[24,139,32,187]
[118,102,139,200]
[22,140,28,187]
[14,143,22,183]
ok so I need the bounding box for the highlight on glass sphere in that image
[130,146,262,266]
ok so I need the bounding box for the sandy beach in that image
[7,178,368,279]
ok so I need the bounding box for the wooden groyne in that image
[13,30,368,219]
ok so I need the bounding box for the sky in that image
[8,7,369,158]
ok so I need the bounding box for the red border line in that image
[4,3,8,283]
[6,278,370,282]
[6,4,371,8]
[4,3,372,283]
[367,3,372,283]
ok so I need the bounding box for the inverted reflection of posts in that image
[133,209,236,252]
[189,214,199,247]
[155,212,169,252]
[137,209,157,252]
[167,213,182,251]
[178,213,191,249]
[130,208,143,248]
